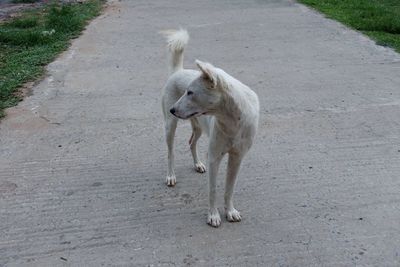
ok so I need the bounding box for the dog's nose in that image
[170,108,176,115]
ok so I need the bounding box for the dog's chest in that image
[232,127,254,151]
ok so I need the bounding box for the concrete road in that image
[1,0,400,266]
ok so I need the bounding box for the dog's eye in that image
[187,90,193,96]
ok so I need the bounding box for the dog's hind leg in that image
[190,119,206,173]
[165,117,178,186]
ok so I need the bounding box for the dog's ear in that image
[195,60,220,89]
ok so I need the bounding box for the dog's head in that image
[170,60,228,119]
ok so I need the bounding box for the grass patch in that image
[0,0,104,118]
[298,0,400,52]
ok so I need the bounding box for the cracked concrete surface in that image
[1,0,400,266]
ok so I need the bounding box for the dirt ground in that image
[0,0,45,21]
[0,0,88,21]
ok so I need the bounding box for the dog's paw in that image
[207,209,221,228]
[226,208,242,222]
[166,175,176,187]
[194,162,206,173]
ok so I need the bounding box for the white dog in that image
[161,29,259,227]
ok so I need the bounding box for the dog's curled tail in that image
[161,29,189,74]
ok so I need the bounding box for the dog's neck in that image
[213,86,251,137]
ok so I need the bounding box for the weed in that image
[0,0,104,118]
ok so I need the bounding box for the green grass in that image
[298,0,400,52]
[0,0,104,118]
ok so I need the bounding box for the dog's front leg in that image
[165,118,178,186]
[207,152,223,227]
[224,153,243,222]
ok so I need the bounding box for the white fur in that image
[161,29,259,227]
[160,29,189,73]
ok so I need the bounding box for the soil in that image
[0,0,46,21]
[0,0,86,22]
